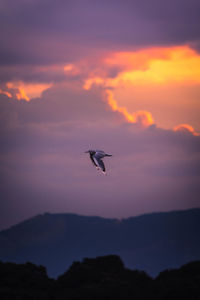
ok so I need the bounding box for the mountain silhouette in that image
[0,208,200,278]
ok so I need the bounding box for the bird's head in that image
[85,150,95,154]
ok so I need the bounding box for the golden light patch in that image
[101,46,200,87]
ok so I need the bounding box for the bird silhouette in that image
[85,150,112,174]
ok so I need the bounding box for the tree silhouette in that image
[0,256,200,299]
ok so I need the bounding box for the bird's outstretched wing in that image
[89,153,98,167]
[94,157,106,173]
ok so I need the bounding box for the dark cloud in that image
[1,0,200,69]
[0,64,68,84]
[0,83,121,124]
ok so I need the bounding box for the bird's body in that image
[85,150,112,174]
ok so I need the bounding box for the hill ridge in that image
[2,207,200,232]
[0,208,200,278]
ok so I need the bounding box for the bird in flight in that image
[85,150,112,174]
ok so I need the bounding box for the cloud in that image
[82,46,200,132]
[0,64,68,87]
[0,89,12,98]
[0,2,199,132]
[106,46,200,86]
[0,82,121,127]
[174,124,200,136]
[105,90,154,127]
[1,0,200,69]
[84,46,200,88]
[2,44,199,133]
[0,81,52,101]
[79,46,200,91]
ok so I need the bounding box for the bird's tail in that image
[105,154,112,157]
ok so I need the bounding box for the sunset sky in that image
[1,0,200,229]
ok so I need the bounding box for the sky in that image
[0,0,200,230]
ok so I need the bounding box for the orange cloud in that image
[84,46,200,89]
[83,77,105,90]
[5,81,52,101]
[64,63,80,76]
[103,46,200,86]
[83,45,200,132]
[0,89,12,98]
[105,90,154,127]
[174,124,200,136]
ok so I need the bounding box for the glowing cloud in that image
[103,46,200,86]
[83,77,105,90]
[0,89,12,98]
[4,82,52,101]
[83,45,200,132]
[174,124,200,136]
[105,90,154,127]
[64,64,80,76]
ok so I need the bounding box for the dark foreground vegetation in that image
[0,255,200,300]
